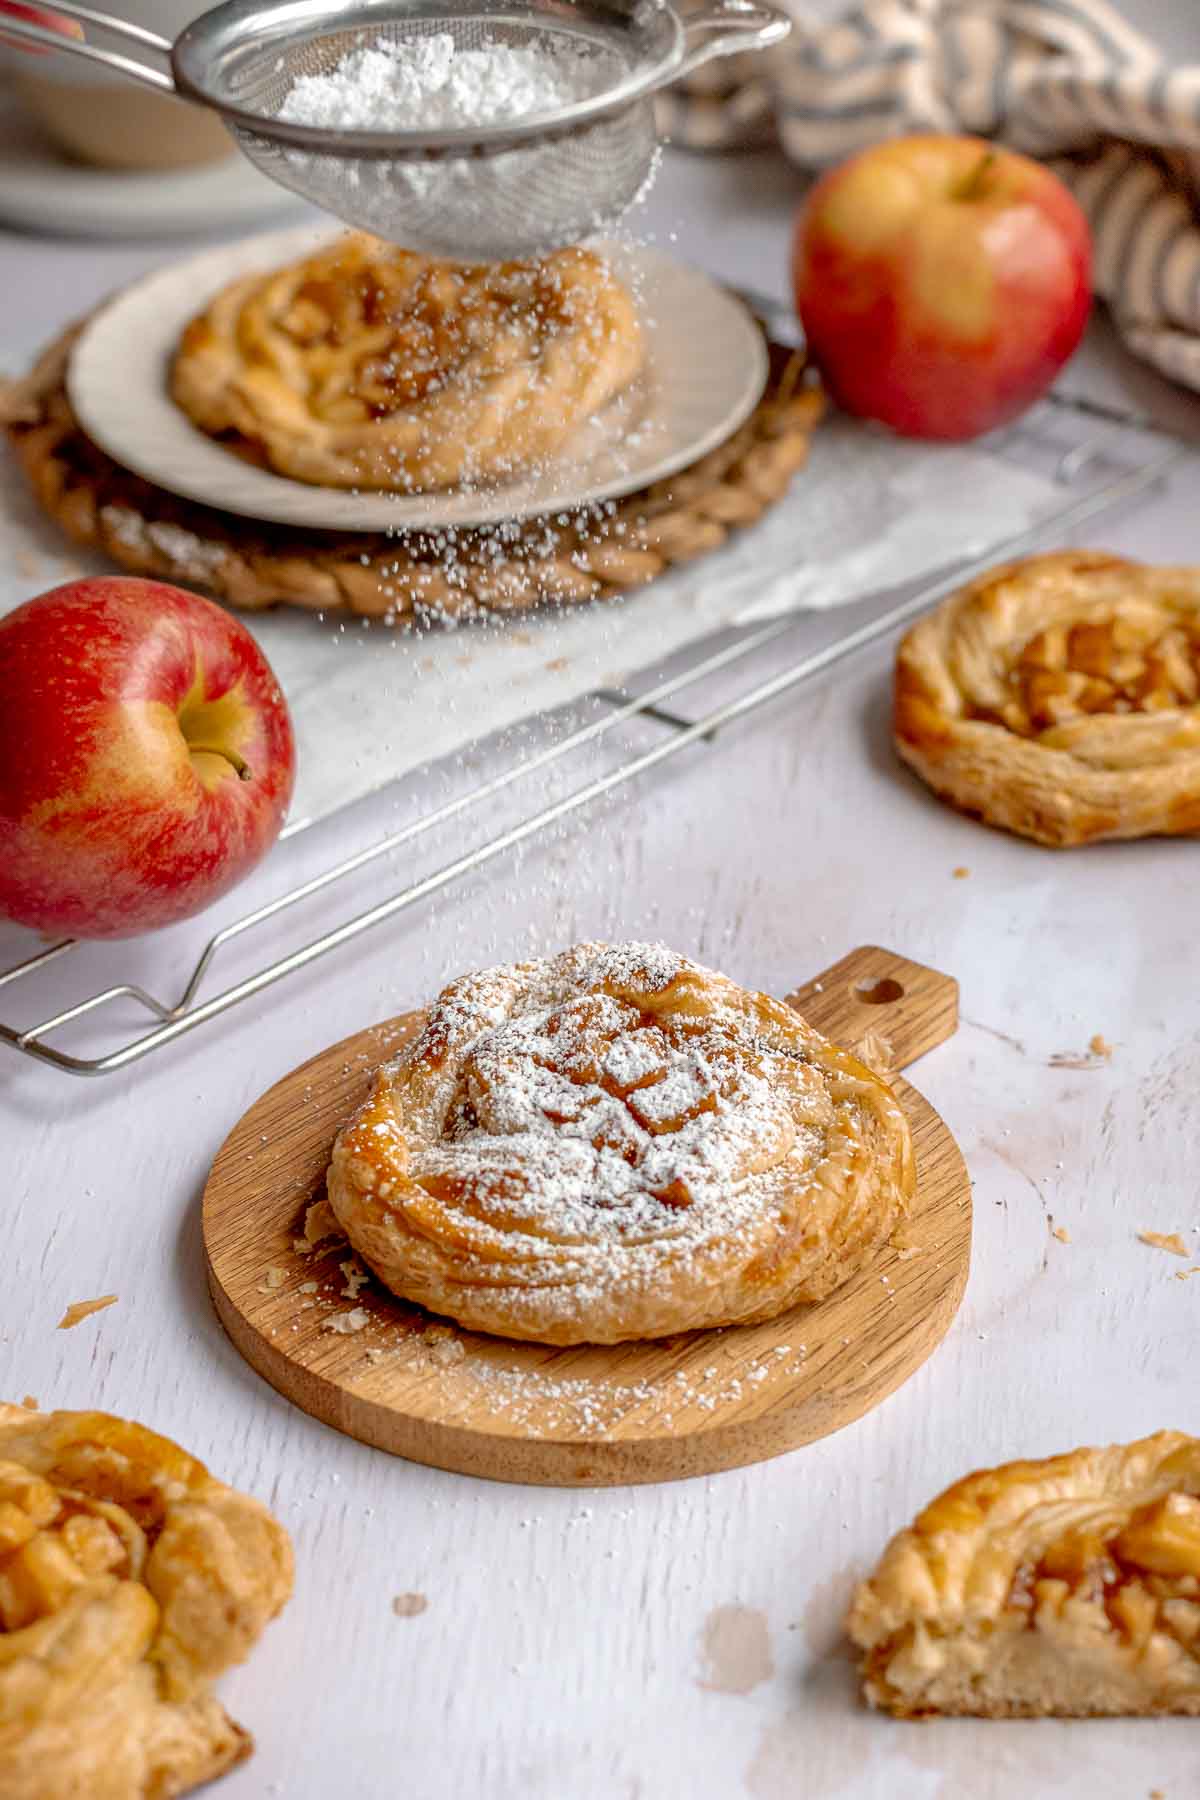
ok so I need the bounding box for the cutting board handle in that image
[786,946,959,1073]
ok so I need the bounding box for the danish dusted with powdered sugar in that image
[0,1403,293,1800]
[326,942,914,1346]
[848,1431,1200,1719]
[170,234,643,493]
[894,551,1200,846]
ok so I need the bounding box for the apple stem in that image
[189,744,253,782]
[956,149,996,202]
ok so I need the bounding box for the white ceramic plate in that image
[0,94,307,240]
[66,225,768,532]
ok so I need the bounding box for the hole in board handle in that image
[854,977,905,1006]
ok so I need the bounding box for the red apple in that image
[0,577,295,939]
[792,134,1092,440]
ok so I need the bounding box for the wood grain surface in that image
[202,947,970,1486]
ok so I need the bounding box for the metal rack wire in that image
[1,391,1190,1077]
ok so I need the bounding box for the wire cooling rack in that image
[0,387,1191,1077]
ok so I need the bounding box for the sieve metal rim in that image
[169,0,785,158]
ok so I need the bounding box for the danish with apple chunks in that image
[893,551,1200,846]
[327,941,915,1345]
[0,1403,293,1800]
[171,234,643,494]
[848,1431,1200,1718]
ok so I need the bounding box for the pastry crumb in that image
[298,1280,319,1295]
[952,866,970,879]
[1051,1224,1071,1244]
[20,1395,37,1410]
[430,1339,465,1366]
[58,1295,118,1330]
[295,1198,341,1254]
[322,1307,370,1335]
[258,1266,287,1295]
[853,1031,894,1076]
[1176,1267,1200,1282]
[1088,1033,1113,1059]
[421,1323,455,1345]
[1139,1231,1189,1257]
[392,1592,429,1618]
[339,1258,370,1300]
[889,1227,921,1261]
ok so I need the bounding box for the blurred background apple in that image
[793,134,1092,441]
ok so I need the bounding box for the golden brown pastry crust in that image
[0,1404,293,1799]
[327,941,915,1345]
[170,234,643,493]
[893,551,1200,847]
[848,1431,1200,1718]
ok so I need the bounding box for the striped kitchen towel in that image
[660,0,1200,394]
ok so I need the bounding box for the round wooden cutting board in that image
[202,946,970,1487]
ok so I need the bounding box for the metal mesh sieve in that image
[7,0,791,260]
[208,15,659,259]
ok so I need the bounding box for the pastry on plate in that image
[0,1403,293,1800]
[327,941,914,1345]
[170,234,644,493]
[893,550,1200,846]
[848,1430,1200,1718]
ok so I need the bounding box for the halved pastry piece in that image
[327,940,915,1345]
[893,551,1200,845]
[0,1403,294,1800]
[848,1431,1200,1718]
[171,233,644,493]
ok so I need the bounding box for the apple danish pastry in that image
[848,1431,1200,1718]
[893,551,1200,846]
[0,1403,293,1800]
[327,941,914,1345]
[170,234,643,493]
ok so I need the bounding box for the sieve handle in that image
[676,0,791,78]
[1,1,176,94]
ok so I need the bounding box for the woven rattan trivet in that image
[1,324,823,624]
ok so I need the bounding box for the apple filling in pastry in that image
[170,234,643,493]
[893,550,1200,845]
[0,1403,293,1800]
[848,1431,1200,1719]
[327,941,914,1345]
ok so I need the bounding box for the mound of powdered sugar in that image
[277,32,618,133]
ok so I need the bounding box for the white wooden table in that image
[2,141,1198,1800]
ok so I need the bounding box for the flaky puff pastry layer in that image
[327,942,914,1346]
[0,1404,293,1800]
[893,551,1200,846]
[171,234,643,493]
[848,1431,1200,1719]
